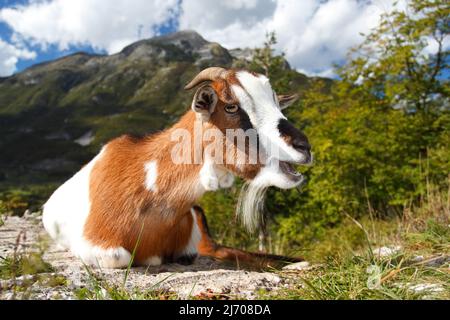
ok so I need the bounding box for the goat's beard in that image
[237,180,269,234]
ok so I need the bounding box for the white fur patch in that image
[199,158,235,191]
[233,71,306,163]
[179,208,202,257]
[252,160,304,189]
[43,147,134,269]
[199,157,219,191]
[43,147,107,253]
[79,246,132,269]
[237,159,304,233]
[144,161,158,192]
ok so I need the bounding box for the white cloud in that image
[0,38,36,76]
[0,0,179,54]
[179,0,275,49]
[179,0,402,76]
[0,0,425,77]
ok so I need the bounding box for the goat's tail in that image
[192,205,303,269]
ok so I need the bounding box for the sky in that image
[0,0,443,78]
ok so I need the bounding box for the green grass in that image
[0,232,68,299]
[0,252,54,280]
[0,184,57,216]
[74,265,178,300]
[260,185,450,300]
[75,285,177,300]
[264,249,448,300]
[0,231,54,280]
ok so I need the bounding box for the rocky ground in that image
[0,214,308,300]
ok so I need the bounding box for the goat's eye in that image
[224,104,239,113]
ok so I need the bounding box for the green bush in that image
[206,1,450,255]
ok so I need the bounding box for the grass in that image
[0,232,54,280]
[0,184,57,216]
[73,264,178,300]
[1,179,448,300]
[0,251,54,280]
[75,191,449,301]
[266,250,449,300]
[260,184,450,300]
[0,232,68,299]
[75,284,177,300]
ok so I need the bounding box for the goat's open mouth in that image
[280,161,303,182]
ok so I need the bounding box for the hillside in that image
[0,30,314,190]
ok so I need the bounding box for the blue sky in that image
[0,0,180,75]
[0,0,447,78]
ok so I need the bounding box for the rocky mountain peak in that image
[121,30,209,56]
[119,30,233,66]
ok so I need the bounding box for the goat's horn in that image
[184,67,228,90]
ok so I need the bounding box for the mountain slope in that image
[0,30,315,188]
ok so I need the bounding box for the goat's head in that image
[185,67,312,231]
[185,67,311,187]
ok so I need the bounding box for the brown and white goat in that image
[42,67,311,268]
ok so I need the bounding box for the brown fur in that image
[85,113,203,263]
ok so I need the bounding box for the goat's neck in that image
[141,111,211,218]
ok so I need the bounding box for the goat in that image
[42,67,311,268]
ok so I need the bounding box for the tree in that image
[201,1,449,256]
[344,0,449,115]
[251,31,294,92]
[274,0,449,250]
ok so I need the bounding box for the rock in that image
[408,283,444,293]
[422,255,450,267]
[410,255,424,263]
[229,48,255,61]
[74,130,94,146]
[393,282,446,300]
[282,261,311,271]
[373,246,402,258]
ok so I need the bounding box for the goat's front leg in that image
[191,206,303,269]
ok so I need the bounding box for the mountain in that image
[0,30,318,188]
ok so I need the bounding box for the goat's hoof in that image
[175,254,198,265]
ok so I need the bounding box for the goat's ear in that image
[278,94,299,110]
[192,85,218,120]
